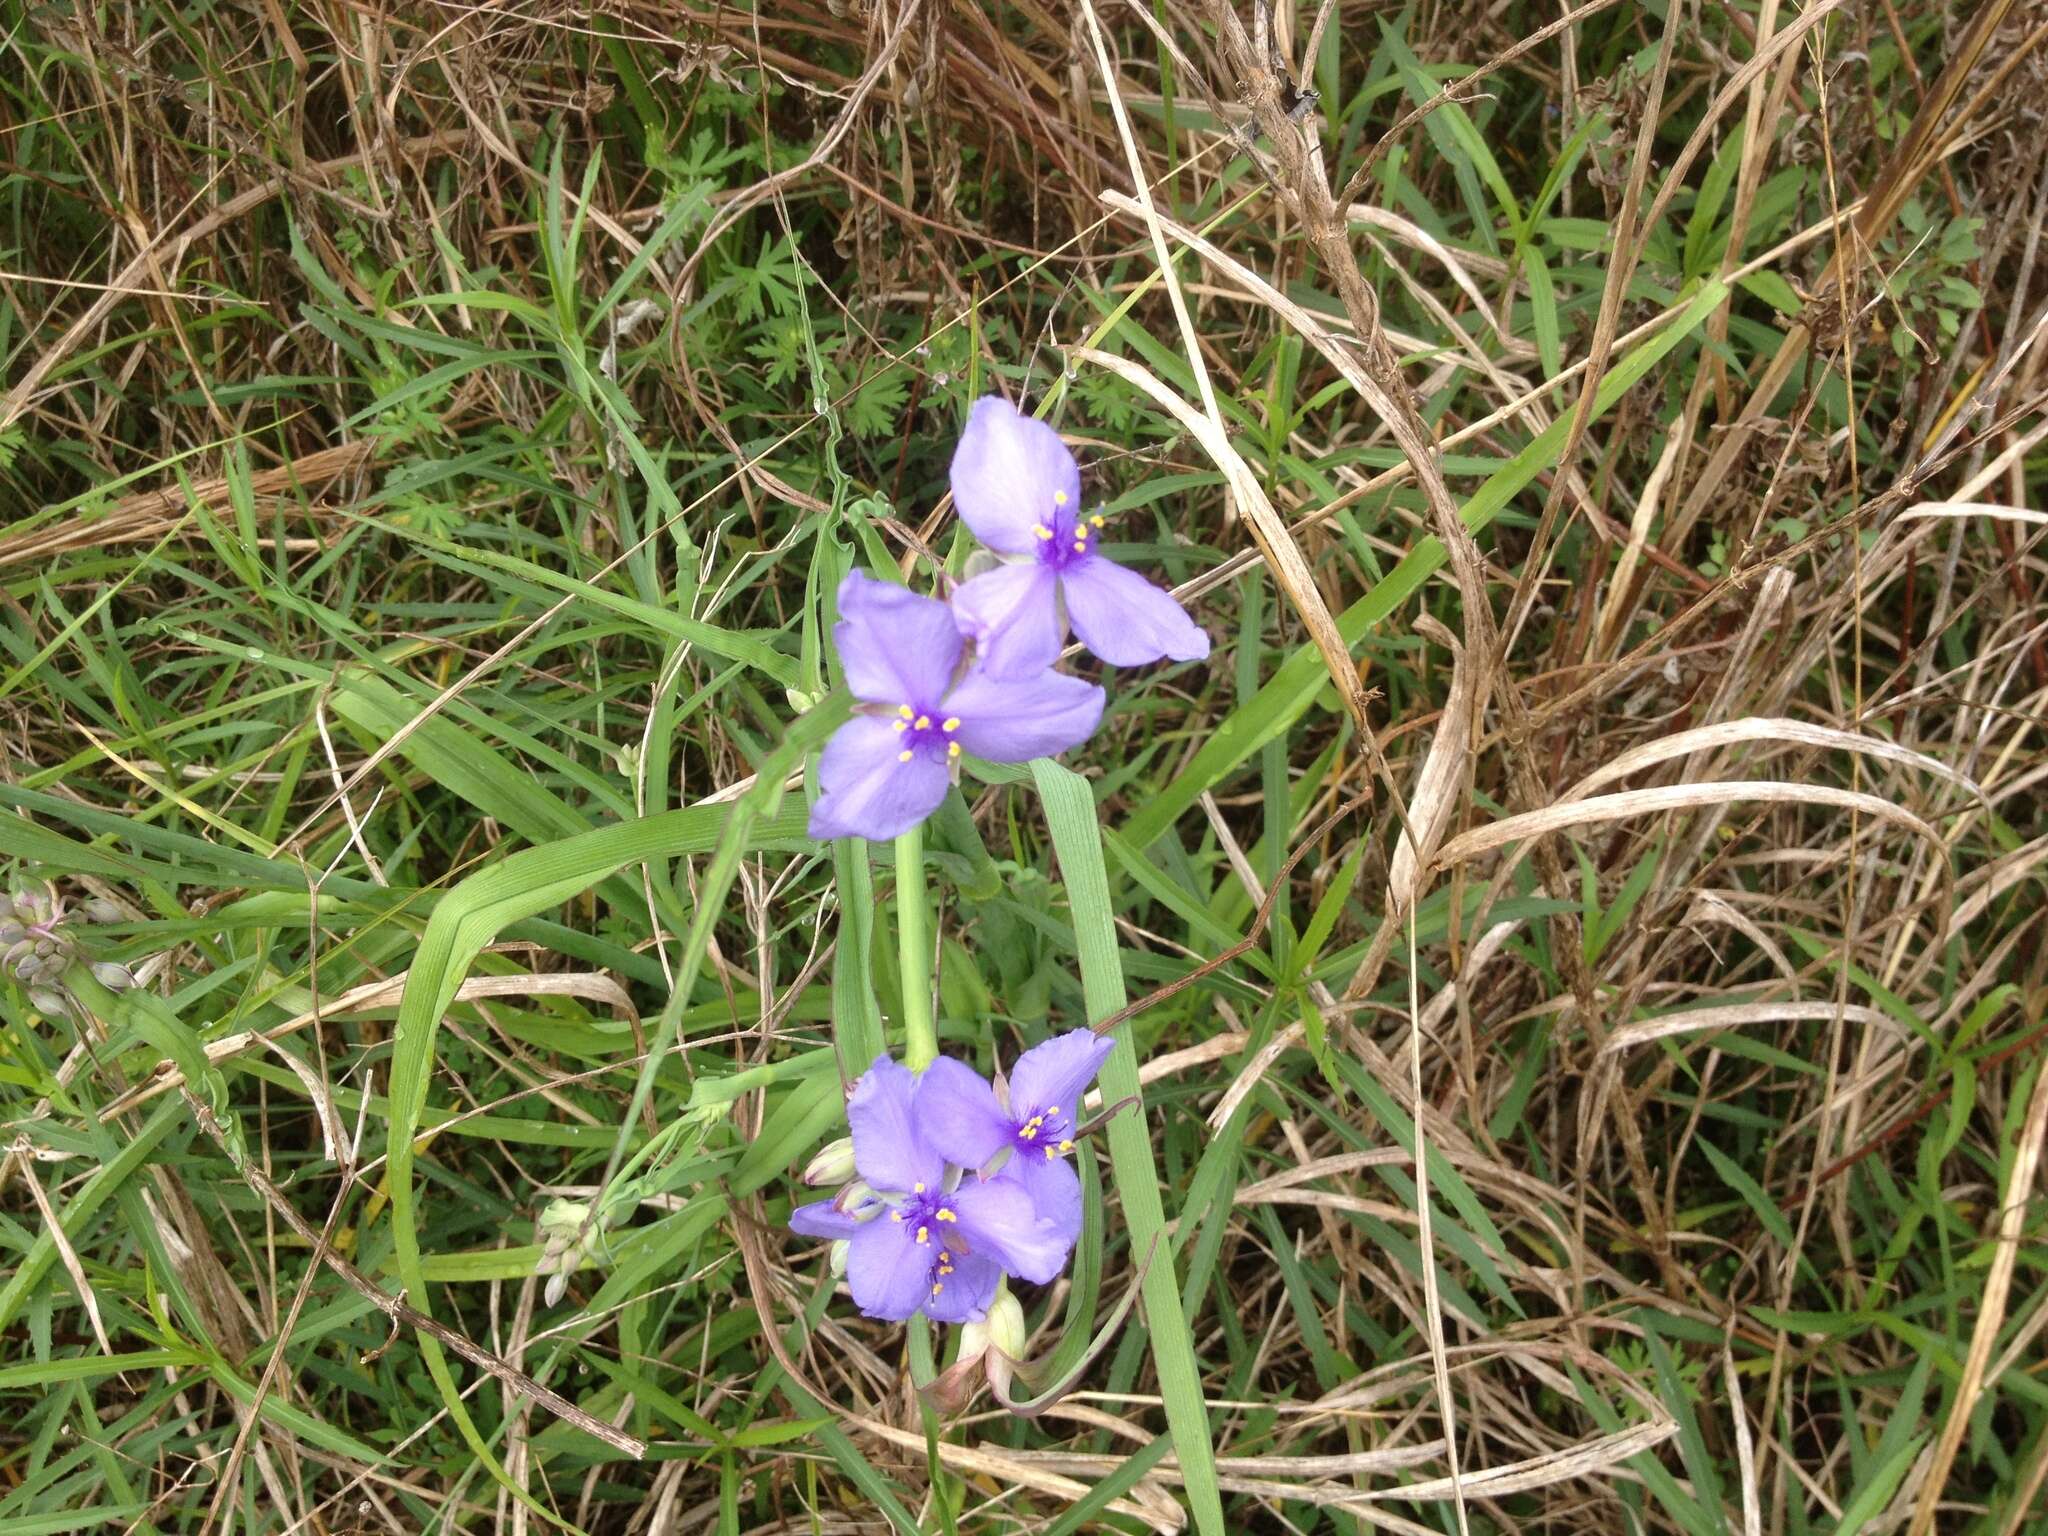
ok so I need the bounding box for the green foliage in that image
[0,2,2042,1534]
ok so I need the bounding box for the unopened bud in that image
[534,1198,598,1305]
[91,962,136,991]
[27,987,67,1017]
[958,1316,990,1363]
[537,1198,592,1245]
[982,1288,1027,1362]
[829,1238,850,1278]
[81,899,124,924]
[802,1135,857,1187]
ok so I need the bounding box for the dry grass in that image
[2,1,2046,1533]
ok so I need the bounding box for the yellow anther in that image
[941,717,960,732]
[1090,514,1106,528]
[947,741,961,758]
[893,719,908,733]
[891,1211,904,1221]
[1044,1145,1058,1160]
[913,1182,925,1193]
[1047,1105,1060,1115]
[1033,524,1053,540]
[1053,490,1069,506]
[914,714,930,730]
[930,1281,944,1294]
[898,704,914,718]
[1073,541,1088,553]
[897,750,913,762]
[935,1207,958,1223]
[1058,1138,1075,1152]
[915,1225,929,1245]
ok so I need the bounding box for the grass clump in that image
[2,2,2046,1533]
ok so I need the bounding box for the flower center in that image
[888,1182,965,1297]
[1014,1104,1078,1162]
[1031,493,1107,572]
[891,705,962,765]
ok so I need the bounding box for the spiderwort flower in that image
[917,1029,1115,1238]
[807,571,1105,842]
[794,1056,1073,1322]
[948,396,1211,677]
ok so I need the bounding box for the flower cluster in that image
[790,1029,1113,1323]
[1,876,134,1018]
[807,396,1209,842]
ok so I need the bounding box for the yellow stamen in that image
[1090,514,1105,528]
[1073,541,1088,553]
[915,1226,929,1245]
[935,1207,958,1223]
[1053,491,1068,506]
[1033,524,1053,541]
[913,1182,925,1193]
[891,1211,904,1222]
[1058,1138,1075,1152]
[941,717,960,732]
[930,1281,944,1294]
[914,714,930,729]
[898,704,914,718]
[897,750,913,762]
[893,719,908,733]
[1044,1145,1058,1160]
[947,741,961,758]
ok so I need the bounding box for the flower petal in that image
[1003,1149,1084,1242]
[915,1056,1014,1169]
[846,1217,936,1321]
[1009,1029,1115,1120]
[952,562,1064,679]
[789,1198,864,1240]
[1060,556,1210,668]
[947,1174,1071,1284]
[847,1056,942,1193]
[808,717,951,842]
[949,396,1081,555]
[832,570,963,706]
[923,1249,1001,1324]
[944,666,1104,763]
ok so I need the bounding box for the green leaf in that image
[1032,760,1225,1536]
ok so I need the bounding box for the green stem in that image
[894,824,936,1071]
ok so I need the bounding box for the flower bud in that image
[27,987,67,1017]
[982,1288,1027,1362]
[802,1135,857,1187]
[536,1197,592,1246]
[958,1316,990,1363]
[534,1198,599,1306]
[81,899,124,924]
[91,962,136,991]
[828,1238,850,1278]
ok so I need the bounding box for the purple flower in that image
[947,396,1211,678]
[915,1029,1115,1242]
[808,571,1105,842]
[808,1056,1075,1323]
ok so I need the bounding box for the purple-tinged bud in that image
[91,962,136,991]
[802,1135,857,1187]
[81,899,125,924]
[26,987,67,1017]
